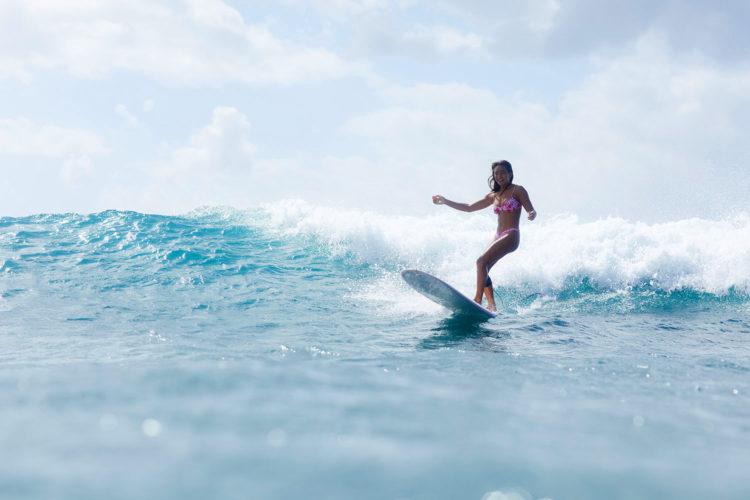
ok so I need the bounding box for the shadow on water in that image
[418,314,510,351]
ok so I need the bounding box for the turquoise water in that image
[1,205,749,499]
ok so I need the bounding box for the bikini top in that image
[492,187,521,214]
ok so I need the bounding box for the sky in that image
[1,0,749,221]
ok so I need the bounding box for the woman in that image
[432,160,536,311]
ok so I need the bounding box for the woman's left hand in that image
[527,210,537,221]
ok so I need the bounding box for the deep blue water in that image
[1,206,749,499]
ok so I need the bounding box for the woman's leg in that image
[474,233,519,306]
[483,285,496,311]
[481,274,496,311]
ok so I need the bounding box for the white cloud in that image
[103,106,260,212]
[278,0,489,62]
[0,117,109,193]
[5,0,742,87]
[436,0,750,61]
[342,35,750,221]
[156,106,255,181]
[60,155,94,183]
[405,25,483,57]
[279,0,394,21]
[3,0,749,219]
[0,117,109,157]
[115,104,140,127]
[99,105,431,213]
[352,17,487,61]
[283,0,750,63]
[0,0,361,85]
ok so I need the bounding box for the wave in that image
[258,200,750,300]
[3,204,749,315]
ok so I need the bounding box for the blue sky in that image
[2,0,749,221]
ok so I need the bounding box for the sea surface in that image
[1,202,749,500]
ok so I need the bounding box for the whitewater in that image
[1,201,749,499]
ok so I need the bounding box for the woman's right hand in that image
[432,195,445,205]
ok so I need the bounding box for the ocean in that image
[1,201,749,499]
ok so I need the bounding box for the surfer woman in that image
[432,160,536,311]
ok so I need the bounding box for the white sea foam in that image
[256,200,750,310]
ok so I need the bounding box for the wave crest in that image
[260,200,750,297]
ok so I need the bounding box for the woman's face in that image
[493,165,510,186]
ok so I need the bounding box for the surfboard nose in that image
[400,269,496,318]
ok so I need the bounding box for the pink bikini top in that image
[492,188,521,214]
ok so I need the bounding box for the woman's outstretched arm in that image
[432,193,493,212]
[516,186,537,220]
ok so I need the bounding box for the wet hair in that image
[488,160,513,193]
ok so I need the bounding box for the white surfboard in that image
[401,269,497,318]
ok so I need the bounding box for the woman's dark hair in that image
[488,160,513,192]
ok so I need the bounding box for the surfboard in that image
[401,269,497,318]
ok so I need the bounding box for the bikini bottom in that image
[495,227,519,239]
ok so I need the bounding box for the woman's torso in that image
[490,185,522,233]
